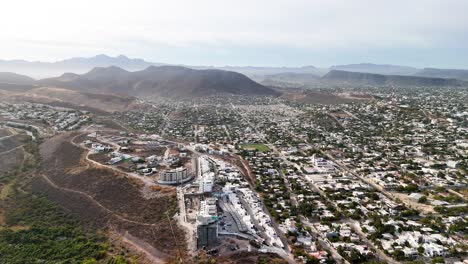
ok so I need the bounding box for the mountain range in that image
[38,65,280,98]
[0,55,157,78]
[330,63,420,76]
[0,55,466,104]
[330,64,468,81]
[415,68,468,81]
[0,65,279,112]
[0,66,464,115]
[322,70,464,86]
[2,54,468,82]
[0,66,464,102]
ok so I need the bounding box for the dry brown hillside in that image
[38,65,281,98]
[0,87,143,113]
[32,132,187,263]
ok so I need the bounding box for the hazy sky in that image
[2,0,468,68]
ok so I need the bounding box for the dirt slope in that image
[0,87,143,113]
[32,132,187,262]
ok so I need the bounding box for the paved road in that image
[301,173,395,263]
[230,104,292,252]
[345,219,397,264]
[280,169,350,263]
[315,152,398,263]
[231,104,401,263]
[300,216,349,264]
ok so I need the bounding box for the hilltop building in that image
[158,167,192,185]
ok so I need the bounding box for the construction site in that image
[177,153,288,258]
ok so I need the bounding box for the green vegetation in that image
[0,136,129,264]
[434,205,468,216]
[337,246,370,263]
[292,246,321,264]
[240,143,271,152]
[431,256,445,263]
[418,195,427,203]
[257,254,289,264]
[433,193,463,203]
[0,193,107,264]
[448,219,468,233]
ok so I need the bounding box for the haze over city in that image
[2,0,468,68]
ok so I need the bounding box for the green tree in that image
[392,250,405,261]
[82,259,98,264]
[418,196,427,203]
[431,257,445,264]
[417,246,424,254]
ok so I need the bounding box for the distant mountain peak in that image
[60,72,80,78]
[85,66,130,75]
[117,54,129,59]
[94,54,112,59]
[91,54,137,62]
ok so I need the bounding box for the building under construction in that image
[196,197,218,248]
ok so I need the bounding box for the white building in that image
[197,198,218,225]
[201,174,214,193]
[158,167,191,184]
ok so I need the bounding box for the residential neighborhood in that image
[112,86,467,263]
